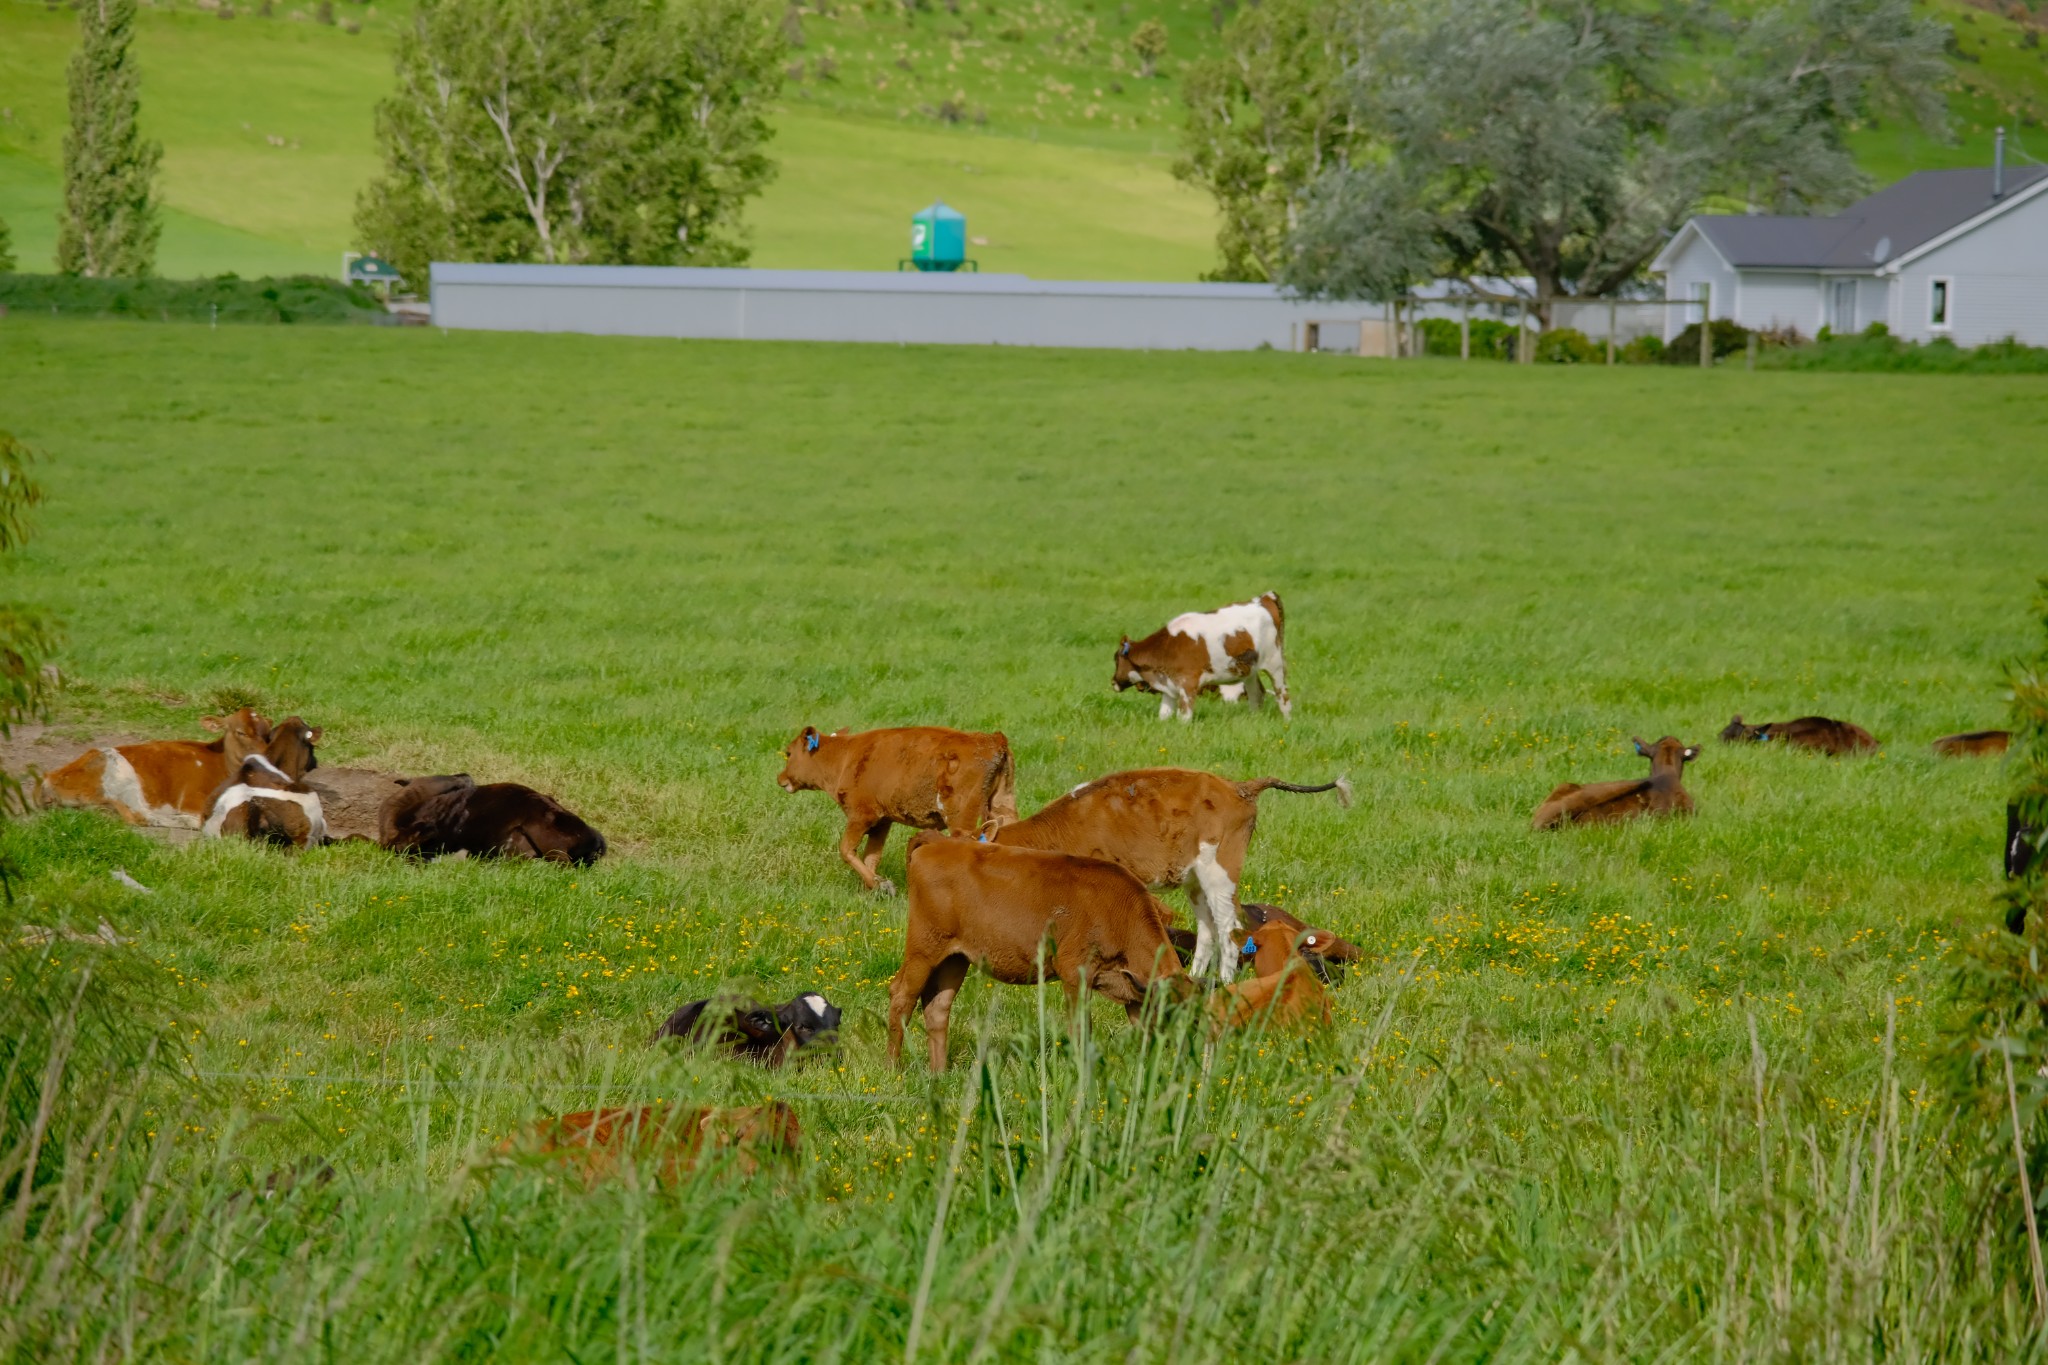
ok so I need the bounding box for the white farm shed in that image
[1652,161,2048,346]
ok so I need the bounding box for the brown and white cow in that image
[38,708,274,829]
[889,836,1190,1072]
[991,766,1350,979]
[1113,592,1291,721]
[1532,736,1697,830]
[1719,714,1877,756]
[776,725,1017,893]
[1168,900,1363,982]
[1932,729,2010,758]
[202,717,327,848]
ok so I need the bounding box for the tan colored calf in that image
[1532,736,1697,830]
[777,724,1017,893]
[39,708,273,829]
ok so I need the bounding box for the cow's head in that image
[1633,735,1699,771]
[200,708,274,765]
[1719,715,1765,743]
[1111,637,1147,692]
[518,797,608,866]
[776,992,843,1049]
[264,716,323,779]
[777,727,831,792]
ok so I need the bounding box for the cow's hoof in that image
[875,878,898,898]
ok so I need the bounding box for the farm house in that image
[1653,154,2048,346]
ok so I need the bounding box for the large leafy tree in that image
[356,0,785,285]
[56,0,162,278]
[1192,0,1948,310]
[1174,0,1371,282]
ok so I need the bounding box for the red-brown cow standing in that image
[776,725,1018,893]
[991,767,1350,980]
[889,836,1190,1072]
[1532,736,1697,830]
[39,708,274,829]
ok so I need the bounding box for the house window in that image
[1930,278,1952,330]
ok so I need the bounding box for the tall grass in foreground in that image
[3,933,2042,1361]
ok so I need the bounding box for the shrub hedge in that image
[0,273,392,325]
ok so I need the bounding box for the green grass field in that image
[3,0,2047,281]
[1,317,2046,1356]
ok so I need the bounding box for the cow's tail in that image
[1239,775,1352,809]
[984,734,1019,828]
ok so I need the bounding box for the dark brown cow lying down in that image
[379,774,607,865]
[651,992,842,1066]
[1932,730,2010,758]
[1532,736,1697,830]
[1719,714,1877,756]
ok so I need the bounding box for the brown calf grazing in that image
[38,708,273,828]
[1210,924,1333,1033]
[498,1102,800,1186]
[1719,714,1877,756]
[379,775,607,865]
[651,992,843,1066]
[1933,730,2011,758]
[202,717,325,848]
[1532,737,1698,830]
[1113,592,1291,721]
[776,725,1017,893]
[991,767,1350,980]
[889,836,1189,1072]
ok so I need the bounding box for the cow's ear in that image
[305,727,323,746]
[198,715,226,733]
[1119,636,1131,656]
[803,726,820,754]
[1632,736,1650,756]
[1683,746,1699,763]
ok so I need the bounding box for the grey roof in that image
[1688,165,2048,271]
[430,263,1299,301]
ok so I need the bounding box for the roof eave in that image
[1877,174,2048,275]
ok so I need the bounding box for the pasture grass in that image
[1,319,2047,1357]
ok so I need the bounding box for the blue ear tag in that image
[1240,938,1257,957]
[805,733,819,753]
[1120,642,1130,656]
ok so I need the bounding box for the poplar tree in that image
[57,0,162,279]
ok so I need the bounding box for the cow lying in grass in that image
[202,718,326,849]
[1113,592,1292,721]
[776,725,1017,893]
[1933,730,2010,757]
[992,767,1350,979]
[890,836,1191,1072]
[1166,901,1361,983]
[1532,737,1697,830]
[651,992,842,1066]
[379,774,607,864]
[1719,714,1877,756]
[1210,923,1333,1033]
[498,1102,800,1186]
[39,707,274,828]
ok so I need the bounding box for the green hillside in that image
[0,0,2043,281]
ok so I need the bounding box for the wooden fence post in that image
[1699,298,1712,369]
[1460,302,1470,361]
[1606,297,1617,366]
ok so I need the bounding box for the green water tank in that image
[909,201,967,272]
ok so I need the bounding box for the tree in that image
[355,0,785,287]
[0,434,59,819]
[0,214,15,274]
[1173,0,1370,281]
[1258,0,1947,315]
[1130,18,1169,78]
[56,0,162,278]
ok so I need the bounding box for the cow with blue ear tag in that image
[776,725,1020,893]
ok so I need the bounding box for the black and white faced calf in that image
[650,992,843,1067]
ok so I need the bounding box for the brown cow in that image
[1210,923,1333,1033]
[889,836,1190,1072]
[39,708,274,828]
[202,718,327,848]
[776,725,1017,894]
[1166,901,1361,982]
[991,767,1350,980]
[1719,714,1877,756]
[497,1102,800,1186]
[379,774,607,865]
[1932,730,2010,758]
[1532,736,1698,830]
[1113,592,1291,721]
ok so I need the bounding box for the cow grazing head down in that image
[1112,637,1143,692]
[776,726,836,793]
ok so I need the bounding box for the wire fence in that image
[1303,295,1727,366]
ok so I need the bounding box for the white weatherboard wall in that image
[430,264,1389,352]
[1659,232,1736,339]
[1887,188,2048,345]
